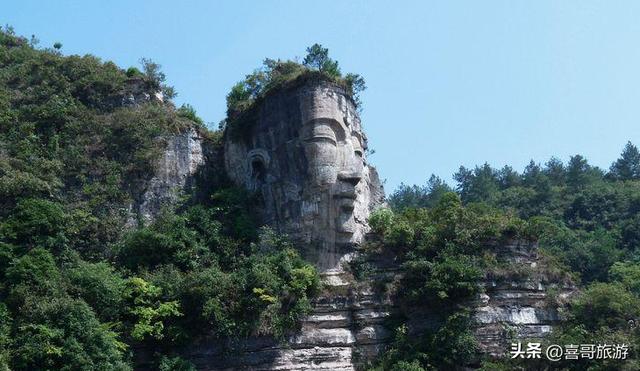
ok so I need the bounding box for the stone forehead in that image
[296,84,363,137]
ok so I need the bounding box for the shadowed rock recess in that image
[141,79,574,370]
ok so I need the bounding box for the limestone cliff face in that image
[129,127,206,225]
[179,251,398,371]
[135,79,574,370]
[473,240,576,357]
[224,79,384,272]
[177,239,574,370]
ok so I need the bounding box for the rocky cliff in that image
[472,240,576,358]
[224,78,384,272]
[167,239,573,370]
[130,127,206,226]
[135,79,575,370]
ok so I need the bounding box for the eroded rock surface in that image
[130,127,205,225]
[472,240,576,357]
[181,239,575,370]
[224,80,384,272]
[183,266,397,371]
[134,79,575,370]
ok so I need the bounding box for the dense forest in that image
[1,26,639,371]
[0,27,321,370]
[377,145,640,370]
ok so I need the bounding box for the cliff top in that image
[223,44,366,139]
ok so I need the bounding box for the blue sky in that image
[5,1,640,191]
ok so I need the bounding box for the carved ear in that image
[251,158,266,182]
[247,149,270,183]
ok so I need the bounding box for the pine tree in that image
[610,141,640,180]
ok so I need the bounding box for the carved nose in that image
[338,171,362,186]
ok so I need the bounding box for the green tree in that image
[544,157,566,186]
[609,261,640,295]
[572,282,640,331]
[566,155,603,189]
[454,164,500,203]
[126,277,182,341]
[176,104,204,126]
[1,199,67,250]
[610,141,640,180]
[65,258,128,321]
[11,297,129,371]
[302,43,341,77]
[497,165,521,189]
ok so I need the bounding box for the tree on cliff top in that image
[302,43,341,78]
[225,43,366,123]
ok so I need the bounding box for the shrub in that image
[571,282,640,331]
[158,355,195,371]
[176,104,204,126]
[10,297,130,371]
[125,67,143,78]
[1,199,67,250]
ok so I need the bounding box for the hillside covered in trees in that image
[382,144,640,370]
[0,27,322,370]
[1,25,639,371]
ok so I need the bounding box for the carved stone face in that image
[224,81,383,271]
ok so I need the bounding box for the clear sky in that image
[5,1,640,191]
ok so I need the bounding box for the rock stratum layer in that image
[174,239,574,370]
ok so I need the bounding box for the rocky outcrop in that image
[178,238,575,370]
[130,127,205,225]
[131,78,574,369]
[182,265,397,371]
[224,78,384,272]
[472,240,576,357]
[121,77,165,106]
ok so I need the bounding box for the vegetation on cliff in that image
[378,143,640,370]
[0,27,319,370]
[3,25,640,371]
[223,43,366,138]
[361,194,539,369]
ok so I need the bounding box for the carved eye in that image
[352,134,364,158]
[304,123,338,145]
[306,136,337,145]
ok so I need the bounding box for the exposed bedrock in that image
[223,80,384,272]
[136,79,574,369]
[129,126,206,226]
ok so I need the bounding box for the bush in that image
[1,199,67,251]
[65,259,128,321]
[225,44,366,126]
[10,297,130,371]
[125,67,143,78]
[176,104,204,126]
[609,261,640,295]
[402,251,482,307]
[571,282,640,331]
[158,355,195,371]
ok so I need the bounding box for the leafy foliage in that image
[224,43,366,134]
[365,193,533,369]
[390,143,640,285]
[386,141,640,369]
[0,27,319,369]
